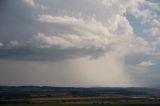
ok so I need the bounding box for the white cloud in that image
[6,40,20,48]
[144,28,160,36]
[130,8,153,20]
[36,14,149,59]
[138,60,156,67]
[129,37,152,54]
[144,1,160,12]
[152,19,160,27]
[24,0,35,6]
[33,33,74,49]
[37,15,121,49]
[129,0,160,37]
[0,42,3,48]
[151,37,160,54]
[38,15,111,36]
[102,0,144,13]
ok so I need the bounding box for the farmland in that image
[0,86,160,106]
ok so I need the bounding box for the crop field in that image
[0,104,127,106]
[1,99,160,106]
[1,87,160,106]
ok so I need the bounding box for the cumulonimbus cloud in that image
[0,0,152,60]
[0,0,159,87]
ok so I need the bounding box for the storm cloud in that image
[0,0,159,87]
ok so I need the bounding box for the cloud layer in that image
[0,0,159,87]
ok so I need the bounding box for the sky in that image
[0,0,160,87]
